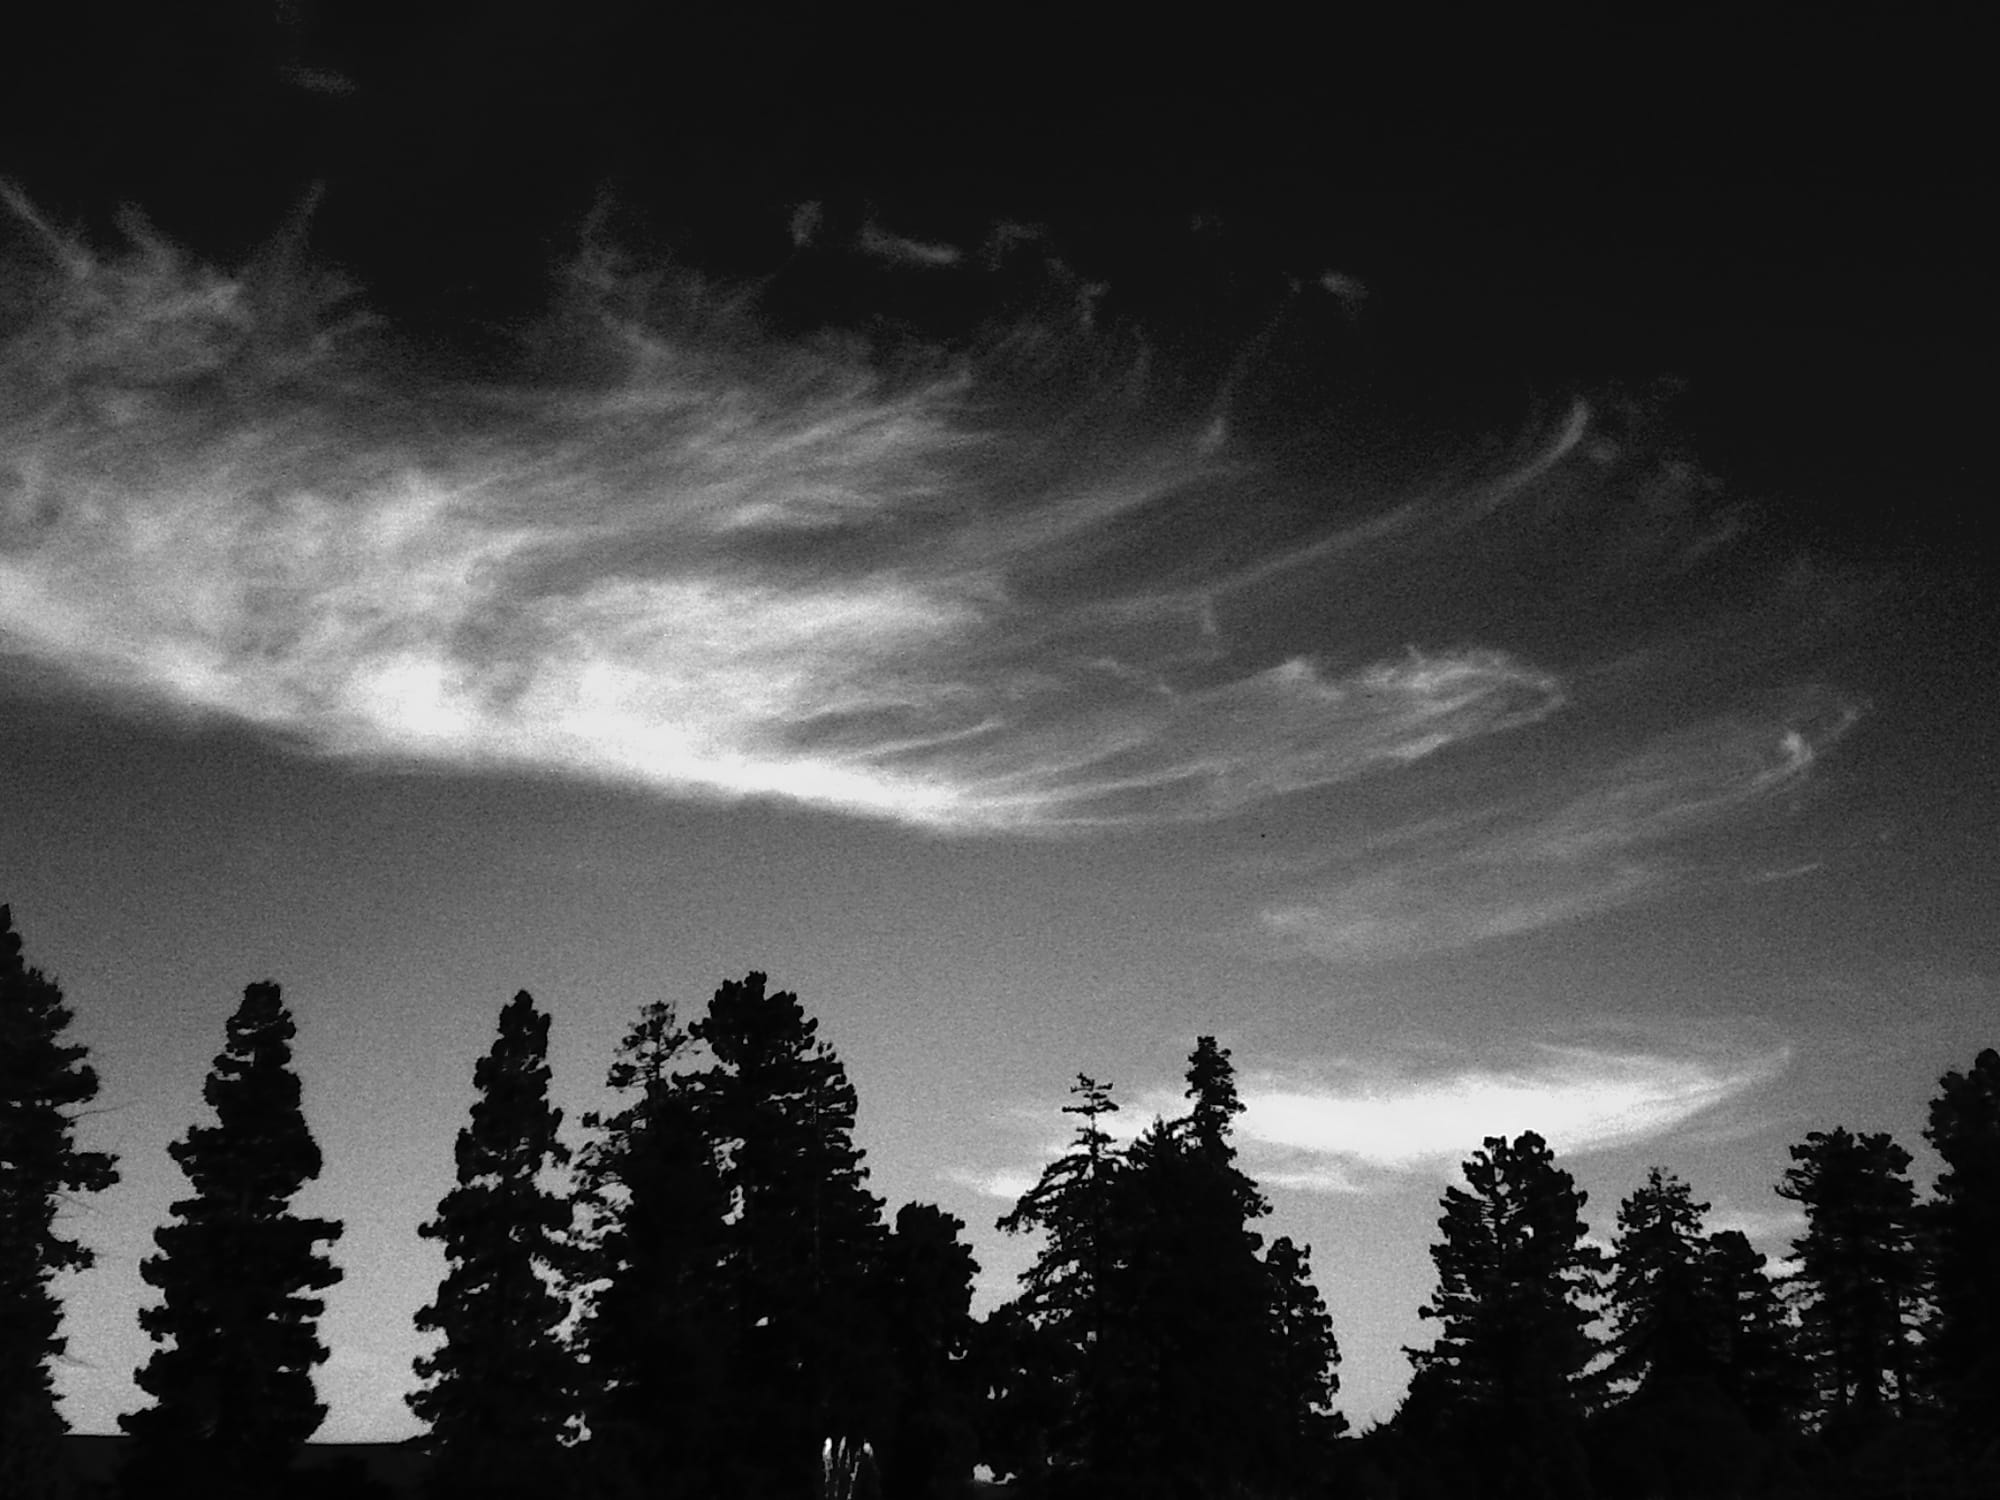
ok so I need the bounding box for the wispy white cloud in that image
[0,212,1584,832]
[1705,1205,1807,1246]
[1230,1043,1789,1175]
[976,1037,1788,1197]
[941,1166,1040,1201]
[1260,694,1861,962]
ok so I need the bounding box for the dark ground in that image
[61,1434,1022,1497]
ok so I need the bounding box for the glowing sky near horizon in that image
[1,45,1993,1445]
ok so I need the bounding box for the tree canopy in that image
[0,906,119,1500]
[119,982,343,1500]
[1408,1131,1605,1500]
[408,990,576,1499]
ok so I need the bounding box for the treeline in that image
[1347,1105,2000,1500]
[3,902,1997,1500]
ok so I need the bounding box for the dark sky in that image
[2,7,1992,1438]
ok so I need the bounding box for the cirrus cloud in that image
[957,1037,1790,1200]
[0,207,1578,833]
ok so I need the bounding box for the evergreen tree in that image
[1606,1167,1722,1399]
[1776,1126,1923,1428]
[1262,1234,1347,1478]
[569,998,734,1499]
[1407,1131,1605,1500]
[0,906,119,1500]
[999,1042,1346,1498]
[119,982,343,1500]
[877,1203,980,1500]
[996,1074,1125,1489]
[1920,1047,2000,1456]
[968,1301,1067,1497]
[1099,1037,1339,1497]
[1700,1228,1804,1434]
[407,991,576,1499]
[689,973,891,1496]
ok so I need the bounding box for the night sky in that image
[2,10,1992,1441]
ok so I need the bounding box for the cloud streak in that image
[1,210,1583,831]
[1260,691,1861,961]
[964,1036,1789,1200]
[1229,1042,1789,1175]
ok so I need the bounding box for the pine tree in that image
[1920,1048,2000,1456]
[877,1203,981,1500]
[1263,1234,1347,1478]
[968,1302,1067,1497]
[1606,1167,1722,1399]
[1700,1228,1804,1433]
[1100,1036,1334,1496]
[569,999,735,1500]
[1407,1131,1605,1500]
[0,906,120,1500]
[1777,1126,1923,1429]
[407,991,576,1499]
[689,973,891,1496]
[996,1074,1124,1488]
[119,981,343,1500]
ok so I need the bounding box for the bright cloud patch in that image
[973,1038,1786,1199]
[1,201,1861,903]
[0,213,1582,832]
[1230,1044,1789,1173]
[941,1166,1041,1201]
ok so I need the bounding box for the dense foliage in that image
[118,982,344,1500]
[0,907,119,1500]
[408,990,577,1499]
[3,901,1995,1497]
[992,1042,1345,1498]
[1403,1131,1605,1500]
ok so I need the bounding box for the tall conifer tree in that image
[1263,1234,1346,1477]
[877,1202,981,1500]
[1777,1126,1922,1427]
[569,999,735,1500]
[1700,1228,1804,1433]
[1101,1037,1327,1495]
[997,1074,1124,1487]
[1408,1131,1605,1500]
[1606,1167,1721,1399]
[120,982,343,1500]
[1922,1048,2000,1457]
[689,973,891,1496]
[0,906,119,1499]
[408,991,576,1499]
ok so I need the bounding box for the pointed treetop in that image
[1184,1035,1245,1155]
[610,997,689,1081]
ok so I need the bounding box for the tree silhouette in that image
[877,1202,981,1500]
[0,906,119,1500]
[968,1301,1067,1497]
[407,991,576,1499]
[1606,1167,1721,1399]
[1099,1036,1342,1497]
[1407,1131,1605,1500]
[996,1045,1345,1498]
[1776,1126,1922,1429]
[996,1073,1124,1489]
[569,998,735,1499]
[689,973,892,1496]
[1921,1047,2000,1462]
[119,982,343,1500]
[1262,1233,1347,1480]
[1699,1227,1804,1434]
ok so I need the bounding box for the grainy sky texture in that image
[1,10,1992,1440]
